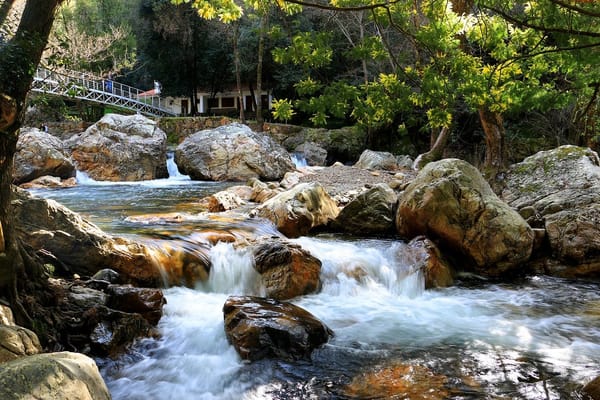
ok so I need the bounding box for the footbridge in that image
[31,67,176,117]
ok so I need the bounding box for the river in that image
[28,157,600,399]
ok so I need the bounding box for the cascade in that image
[27,182,600,399]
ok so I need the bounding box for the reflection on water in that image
[29,179,600,399]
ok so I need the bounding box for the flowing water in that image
[29,158,600,399]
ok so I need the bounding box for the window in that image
[221,97,235,108]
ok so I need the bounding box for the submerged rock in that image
[396,159,533,277]
[252,182,339,238]
[0,352,110,400]
[343,362,449,400]
[13,127,75,184]
[223,295,333,361]
[66,113,168,181]
[175,123,294,181]
[502,146,600,278]
[253,239,321,300]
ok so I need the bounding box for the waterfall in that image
[166,152,189,180]
[291,152,308,168]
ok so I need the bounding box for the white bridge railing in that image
[31,67,176,117]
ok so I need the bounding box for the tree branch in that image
[482,4,600,38]
[283,0,401,12]
[547,0,600,18]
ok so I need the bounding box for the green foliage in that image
[272,32,333,69]
[271,98,295,122]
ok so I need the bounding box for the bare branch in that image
[283,0,402,12]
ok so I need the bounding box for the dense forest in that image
[16,0,600,170]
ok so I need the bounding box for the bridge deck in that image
[31,68,176,117]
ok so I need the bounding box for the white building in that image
[155,87,272,116]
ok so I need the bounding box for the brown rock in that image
[583,376,600,400]
[407,236,454,289]
[343,362,448,400]
[106,285,166,326]
[253,240,321,300]
[223,295,333,361]
[253,182,339,238]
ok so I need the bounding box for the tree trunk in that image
[232,22,245,123]
[413,126,451,170]
[478,108,506,175]
[256,12,268,126]
[0,0,64,326]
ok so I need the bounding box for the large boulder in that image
[13,189,210,287]
[396,159,534,277]
[253,240,321,300]
[252,182,339,238]
[0,352,111,400]
[294,142,328,166]
[13,127,75,184]
[66,113,168,181]
[175,123,294,181]
[0,325,42,363]
[223,295,333,361]
[354,149,399,171]
[501,146,600,277]
[333,183,397,234]
[265,125,366,164]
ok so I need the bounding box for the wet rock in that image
[354,149,399,171]
[105,285,166,326]
[0,325,42,363]
[13,189,164,286]
[502,146,600,278]
[66,113,168,181]
[47,278,161,357]
[333,183,398,234]
[253,240,321,300]
[13,127,76,184]
[343,362,448,399]
[223,295,333,361]
[175,123,294,181]
[198,190,246,212]
[88,307,155,356]
[0,352,111,400]
[91,268,121,284]
[252,182,339,238]
[407,236,454,289]
[294,142,327,166]
[396,159,533,277]
[583,376,600,400]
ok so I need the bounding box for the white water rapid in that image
[101,236,600,400]
[28,180,600,399]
